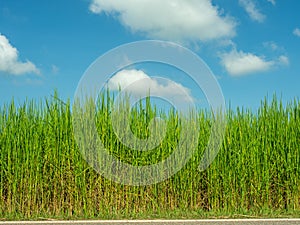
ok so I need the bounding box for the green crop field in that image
[0,91,299,220]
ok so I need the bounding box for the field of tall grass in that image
[0,91,299,219]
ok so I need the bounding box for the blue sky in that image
[0,0,300,111]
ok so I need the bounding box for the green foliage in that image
[0,92,299,219]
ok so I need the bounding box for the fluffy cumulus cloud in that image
[220,50,272,76]
[89,0,236,43]
[107,69,193,103]
[293,28,300,37]
[239,0,265,23]
[220,49,289,76]
[0,34,40,75]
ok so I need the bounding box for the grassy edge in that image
[1,209,300,221]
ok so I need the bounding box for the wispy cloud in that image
[0,33,40,75]
[220,49,288,76]
[51,64,59,74]
[293,28,300,37]
[239,0,265,23]
[266,0,276,5]
[107,69,193,103]
[263,41,279,51]
[89,0,236,43]
[277,55,289,66]
[263,41,287,54]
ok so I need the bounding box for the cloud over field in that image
[0,33,40,75]
[107,69,193,103]
[89,0,236,43]
[220,49,288,76]
[90,0,287,77]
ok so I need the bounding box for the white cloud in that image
[293,28,300,37]
[220,49,274,76]
[0,33,40,75]
[220,49,289,76]
[239,0,265,23]
[107,69,193,103]
[89,0,236,43]
[266,0,275,5]
[278,55,289,66]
